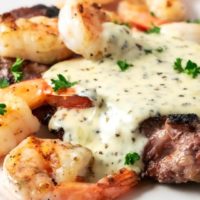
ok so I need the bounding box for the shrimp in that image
[145,0,186,22]
[0,15,73,64]
[117,0,166,31]
[0,78,92,157]
[3,136,93,200]
[3,136,138,200]
[0,92,40,157]
[59,0,110,59]
[3,78,93,110]
[161,22,200,44]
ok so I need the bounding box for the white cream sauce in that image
[44,23,200,181]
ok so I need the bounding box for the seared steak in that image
[0,57,49,84]
[1,4,59,21]
[141,114,200,183]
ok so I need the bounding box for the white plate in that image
[0,1,200,200]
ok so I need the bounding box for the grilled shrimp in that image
[145,0,186,22]
[0,92,40,157]
[161,22,200,44]
[4,136,138,200]
[59,0,110,59]
[0,78,92,157]
[0,15,73,64]
[117,0,166,31]
[3,136,93,200]
[3,78,93,110]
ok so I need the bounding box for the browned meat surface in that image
[141,114,200,183]
[1,4,59,21]
[0,57,49,84]
[33,105,56,125]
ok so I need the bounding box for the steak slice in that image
[0,57,49,84]
[141,114,200,183]
[1,4,59,21]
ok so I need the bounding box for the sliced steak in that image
[0,57,49,84]
[141,114,200,183]
[1,4,59,21]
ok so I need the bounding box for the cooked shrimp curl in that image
[0,92,40,157]
[0,15,73,64]
[59,0,109,59]
[0,78,92,157]
[4,136,138,200]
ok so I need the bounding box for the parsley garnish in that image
[117,60,133,72]
[173,58,200,78]
[150,12,156,17]
[146,26,161,34]
[0,103,7,115]
[144,49,153,54]
[156,47,164,53]
[187,19,200,24]
[125,152,140,165]
[51,74,78,92]
[0,78,9,88]
[11,58,24,82]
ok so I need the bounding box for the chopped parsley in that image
[150,12,156,17]
[156,47,164,53]
[173,58,200,78]
[187,19,200,24]
[125,152,140,165]
[0,78,9,88]
[51,74,78,92]
[0,103,7,115]
[117,60,133,72]
[146,26,161,34]
[144,49,153,55]
[11,58,24,82]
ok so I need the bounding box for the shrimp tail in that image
[49,168,138,200]
[97,168,139,199]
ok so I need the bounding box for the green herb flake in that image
[0,78,9,88]
[150,12,156,17]
[11,58,24,82]
[144,49,153,55]
[156,47,164,53]
[0,103,7,115]
[173,58,200,78]
[51,74,78,92]
[185,60,200,78]
[146,26,161,34]
[174,58,184,73]
[117,60,133,72]
[125,152,140,165]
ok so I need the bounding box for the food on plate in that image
[0,92,40,157]
[4,136,138,200]
[0,7,73,64]
[0,57,49,84]
[141,114,200,183]
[0,0,200,199]
[59,0,109,59]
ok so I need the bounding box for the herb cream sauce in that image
[44,23,200,181]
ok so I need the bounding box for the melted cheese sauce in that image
[44,23,200,181]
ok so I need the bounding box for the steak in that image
[141,114,200,183]
[1,4,59,21]
[0,57,49,84]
